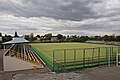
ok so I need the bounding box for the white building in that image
[51,36,58,42]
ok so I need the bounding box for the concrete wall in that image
[3,56,43,71]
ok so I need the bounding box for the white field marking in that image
[34,46,60,63]
[33,46,53,60]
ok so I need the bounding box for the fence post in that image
[106,47,108,64]
[108,47,111,66]
[83,49,85,68]
[118,47,120,53]
[111,47,114,64]
[64,49,66,71]
[116,54,119,66]
[98,48,100,66]
[92,48,94,66]
[53,50,55,72]
[74,49,76,70]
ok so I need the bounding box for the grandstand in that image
[2,37,44,71]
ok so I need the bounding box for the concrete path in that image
[1,49,120,80]
[12,66,120,80]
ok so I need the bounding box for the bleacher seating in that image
[6,43,43,66]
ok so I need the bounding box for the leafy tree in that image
[80,36,89,42]
[57,34,64,41]
[102,35,109,41]
[109,35,116,41]
[44,33,52,40]
[116,35,120,41]
[2,34,12,42]
[36,35,40,38]
[102,35,116,41]
[14,31,19,37]
[94,36,102,41]
[24,35,30,41]
[0,33,2,37]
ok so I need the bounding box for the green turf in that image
[30,43,119,72]
[30,43,113,51]
[30,43,116,62]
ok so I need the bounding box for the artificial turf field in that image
[30,43,119,72]
[30,43,117,62]
[30,42,113,52]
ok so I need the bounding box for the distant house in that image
[29,33,34,39]
[37,36,46,42]
[51,36,58,42]
[40,36,46,40]
[37,37,40,40]
[36,36,46,41]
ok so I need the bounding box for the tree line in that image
[0,32,120,43]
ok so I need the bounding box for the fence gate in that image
[116,54,120,66]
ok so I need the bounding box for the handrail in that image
[4,44,15,56]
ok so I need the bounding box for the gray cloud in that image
[0,0,120,36]
[0,0,109,20]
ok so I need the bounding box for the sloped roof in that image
[2,37,29,44]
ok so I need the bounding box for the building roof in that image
[2,37,29,44]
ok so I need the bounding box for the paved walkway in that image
[12,72,90,80]
[77,66,120,80]
[12,66,120,80]
[1,49,120,80]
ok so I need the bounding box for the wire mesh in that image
[31,46,120,72]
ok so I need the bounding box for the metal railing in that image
[53,47,120,72]
[31,46,120,72]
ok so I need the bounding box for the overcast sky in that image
[0,0,120,36]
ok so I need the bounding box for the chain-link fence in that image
[31,46,120,72]
[53,47,120,72]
